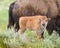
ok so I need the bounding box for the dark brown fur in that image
[8,0,60,35]
[7,2,15,29]
[47,15,60,36]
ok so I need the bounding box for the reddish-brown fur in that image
[19,15,48,40]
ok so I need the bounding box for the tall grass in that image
[0,29,60,48]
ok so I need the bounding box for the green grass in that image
[0,0,60,48]
[0,29,60,48]
[0,0,14,31]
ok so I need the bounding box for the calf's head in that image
[39,17,50,38]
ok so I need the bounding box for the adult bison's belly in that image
[15,0,58,18]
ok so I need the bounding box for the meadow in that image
[0,0,60,48]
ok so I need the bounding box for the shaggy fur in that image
[15,0,58,18]
[8,1,35,32]
[8,0,60,35]
[19,15,48,40]
[55,15,60,36]
[12,0,58,32]
[47,15,60,36]
[7,1,15,29]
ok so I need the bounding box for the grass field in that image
[0,0,60,48]
[0,0,14,31]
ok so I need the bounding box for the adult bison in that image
[7,0,60,35]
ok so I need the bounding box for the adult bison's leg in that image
[55,28,60,36]
[7,15,14,29]
[13,16,20,32]
[56,29,60,36]
[46,18,55,35]
[46,25,53,35]
[7,2,15,29]
[55,15,60,36]
[15,21,19,32]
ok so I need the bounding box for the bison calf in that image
[19,15,48,41]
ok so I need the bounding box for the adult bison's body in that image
[8,0,60,35]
